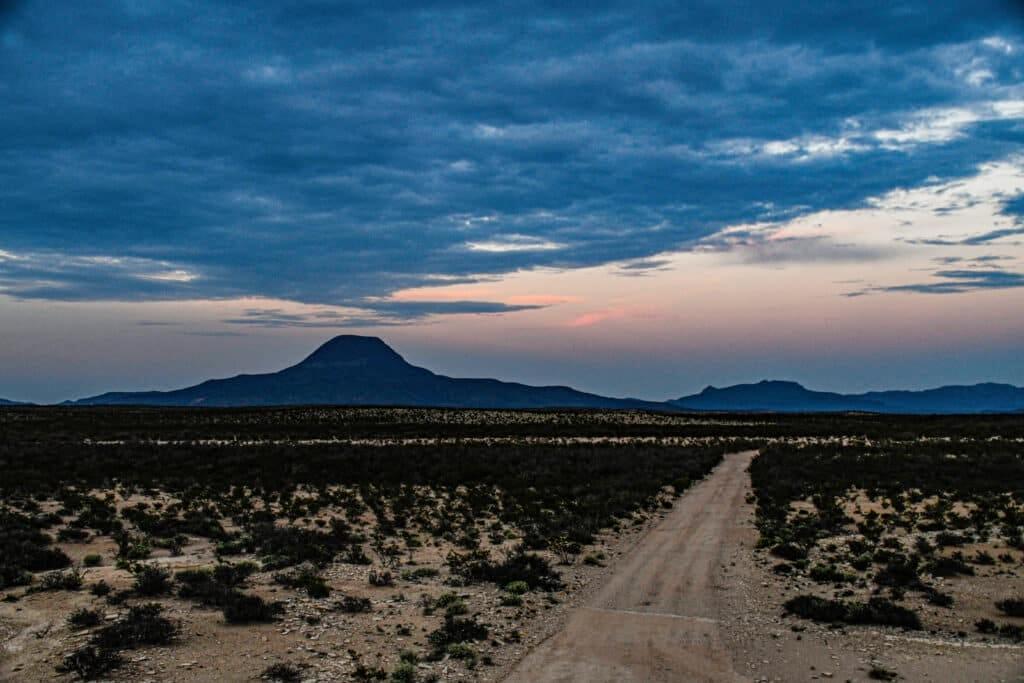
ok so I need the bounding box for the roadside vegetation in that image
[750,440,1024,639]
[0,406,738,680]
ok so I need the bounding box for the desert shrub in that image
[59,645,124,680]
[924,588,954,607]
[334,595,372,613]
[874,555,921,588]
[499,593,523,607]
[58,527,90,542]
[262,662,302,682]
[427,615,488,657]
[68,607,103,628]
[176,561,258,608]
[390,661,418,682]
[505,580,529,595]
[868,666,898,681]
[112,531,153,561]
[83,554,102,567]
[445,642,477,665]
[400,567,439,582]
[996,598,1024,617]
[972,550,996,565]
[247,523,350,568]
[0,510,72,588]
[447,547,561,591]
[936,531,969,547]
[808,563,855,584]
[32,568,83,592]
[784,595,921,630]
[133,564,173,596]
[275,564,331,598]
[770,542,808,561]
[92,603,178,650]
[368,569,394,587]
[223,593,282,623]
[60,604,177,679]
[923,556,974,577]
[90,580,111,597]
[976,617,998,634]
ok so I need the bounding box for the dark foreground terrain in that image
[0,407,1021,681]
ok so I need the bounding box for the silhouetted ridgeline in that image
[29,336,1024,413]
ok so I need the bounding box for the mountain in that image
[671,381,886,412]
[0,398,29,406]
[66,337,1024,412]
[671,380,1024,414]
[855,383,1024,414]
[72,335,661,410]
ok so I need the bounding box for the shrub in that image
[133,564,173,596]
[68,607,102,628]
[924,589,954,607]
[784,595,921,630]
[59,645,124,680]
[33,568,83,592]
[808,563,854,584]
[770,542,808,561]
[427,615,488,654]
[263,662,302,682]
[390,661,418,683]
[447,547,561,591]
[874,555,921,588]
[90,580,111,597]
[976,618,997,634]
[996,598,1024,617]
[274,564,331,598]
[223,593,282,623]
[923,556,974,577]
[400,567,439,582]
[445,642,477,666]
[58,527,90,542]
[334,595,372,613]
[92,603,178,650]
[369,569,393,587]
[83,554,102,567]
[868,666,898,681]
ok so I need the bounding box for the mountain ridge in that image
[65,336,1024,413]
[670,379,1024,414]
[72,335,663,410]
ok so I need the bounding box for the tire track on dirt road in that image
[504,450,757,683]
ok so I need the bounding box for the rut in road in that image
[504,450,757,683]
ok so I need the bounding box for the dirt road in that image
[505,450,756,683]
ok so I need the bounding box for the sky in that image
[2,1,1024,404]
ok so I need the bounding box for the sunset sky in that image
[2,1,1024,403]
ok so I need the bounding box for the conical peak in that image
[298,335,409,369]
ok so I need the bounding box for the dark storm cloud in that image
[1,1,1023,305]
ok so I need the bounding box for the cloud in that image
[0,2,1022,306]
[615,258,673,276]
[851,267,1024,295]
[223,298,547,329]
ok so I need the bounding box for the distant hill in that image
[72,335,661,410]
[671,381,885,412]
[0,398,29,406]
[671,380,1024,414]
[65,336,1024,413]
